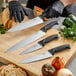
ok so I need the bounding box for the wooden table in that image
[0,8,76,76]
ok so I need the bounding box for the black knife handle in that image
[40,21,58,32]
[39,34,59,46]
[48,44,71,55]
[39,5,52,19]
[39,7,49,19]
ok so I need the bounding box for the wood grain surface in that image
[0,7,76,76]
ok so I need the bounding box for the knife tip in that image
[19,51,30,55]
[5,50,10,53]
[7,28,17,32]
[5,49,13,53]
[4,51,7,53]
[19,53,24,55]
[19,62,25,64]
[19,61,27,64]
[19,52,29,55]
[7,29,13,32]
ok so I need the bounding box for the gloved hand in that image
[61,3,76,17]
[9,1,34,23]
[42,0,64,18]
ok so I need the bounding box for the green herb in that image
[59,15,76,41]
[0,24,7,34]
[1,30,5,34]
[0,24,3,27]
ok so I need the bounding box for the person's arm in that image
[61,0,76,6]
[42,0,64,18]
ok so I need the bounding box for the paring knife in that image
[20,34,59,55]
[6,21,58,53]
[20,44,71,64]
[7,6,50,32]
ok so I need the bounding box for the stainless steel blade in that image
[20,51,52,63]
[7,17,44,32]
[6,30,45,52]
[20,43,43,55]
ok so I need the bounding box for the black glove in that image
[9,1,34,23]
[61,3,76,17]
[42,0,64,18]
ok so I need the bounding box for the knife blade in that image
[7,17,44,32]
[7,6,50,32]
[20,44,71,64]
[6,21,58,53]
[20,34,59,55]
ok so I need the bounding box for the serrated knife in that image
[20,34,59,55]
[20,44,71,64]
[6,21,58,53]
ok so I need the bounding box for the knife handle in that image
[40,21,58,32]
[39,6,49,19]
[39,34,59,46]
[49,44,71,55]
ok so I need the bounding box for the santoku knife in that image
[20,34,59,55]
[6,21,58,53]
[20,44,71,64]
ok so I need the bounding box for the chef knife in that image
[20,34,59,55]
[6,21,58,53]
[20,44,71,64]
[7,6,50,32]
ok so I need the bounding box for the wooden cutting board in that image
[0,8,76,76]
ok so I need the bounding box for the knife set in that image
[6,21,71,63]
[6,21,58,52]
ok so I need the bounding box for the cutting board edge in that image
[0,52,40,76]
